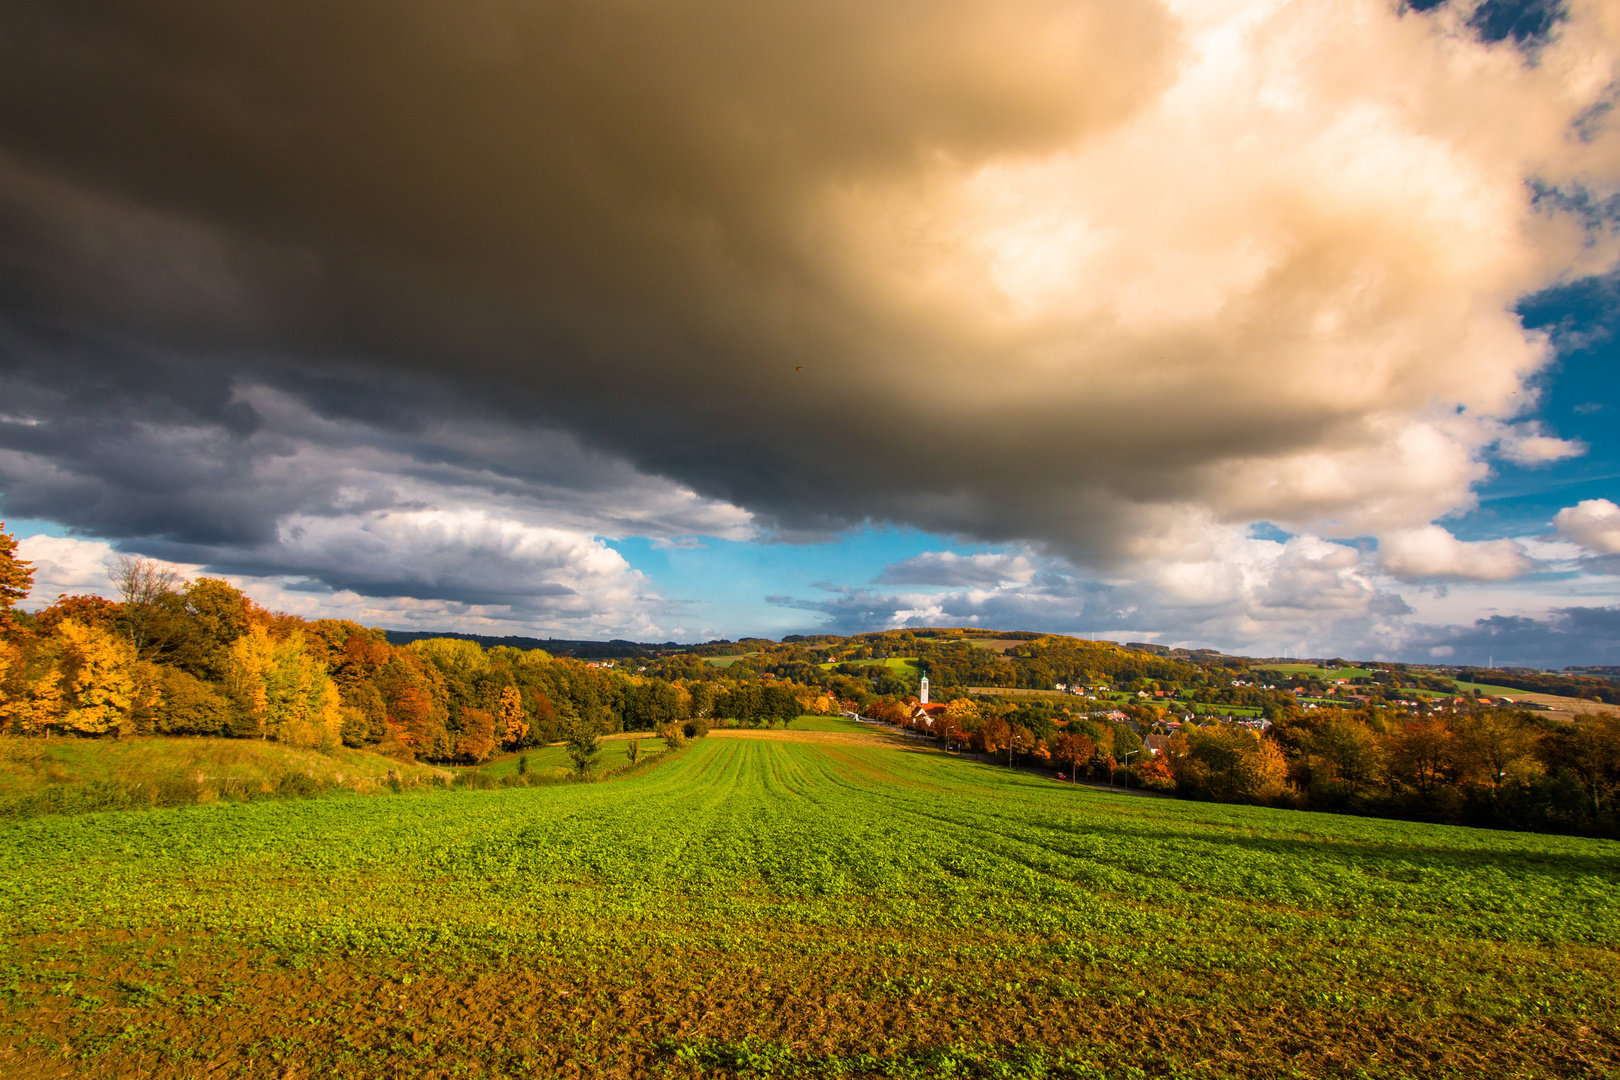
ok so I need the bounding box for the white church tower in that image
[919,675,929,705]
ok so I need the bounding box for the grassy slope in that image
[1254,664,1374,680]
[703,652,762,667]
[470,738,670,780]
[0,735,444,800]
[1,738,1616,1078]
[816,657,920,671]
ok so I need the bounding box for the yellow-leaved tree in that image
[0,640,63,735]
[498,685,529,748]
[225,627,343,749]
[57,617,143,737]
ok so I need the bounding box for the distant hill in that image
[381,629,701,658]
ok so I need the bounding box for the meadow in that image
[816,657,922,672]
[1253,665,1373,680]
[465,737,671,781]
[1,736,1616,1078]
[0,735,449,816]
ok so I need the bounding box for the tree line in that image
[0,528,836,763]
[888,691,1620,838]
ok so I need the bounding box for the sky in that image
[3,0,1620,666]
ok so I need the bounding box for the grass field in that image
[0,736,447,814]
[816,657,921,672]
[1254,664,1373,680]
[465,738,671,780]
[1451,679,1552,698]
[704,652,763,667]
[1,736,1616,1078]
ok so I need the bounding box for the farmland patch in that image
[1,738,1615,1078]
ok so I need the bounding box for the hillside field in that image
[1253,664,1374,680]
[466,737,672,781]
[0,735,449,816]
[1,736,1616,1078]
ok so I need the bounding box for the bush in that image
[154,668,235,736]
[275,772,323,798]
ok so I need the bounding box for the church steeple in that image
[919,675,929,705]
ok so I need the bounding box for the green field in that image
[463,737,671,780]
[0,735,447,814]
[1255,664,1373,680]
[2,737,1616,1077]
[817,656,920,671]
[1451,679,1547,698]
[704,652,763,667]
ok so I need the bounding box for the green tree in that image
[565,714,602,778]
[155,666,233,735]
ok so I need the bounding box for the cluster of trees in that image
[882,682,1620,837]
[0,527,838,763]
[1255,705,1620,834]
[884,697,1153,787]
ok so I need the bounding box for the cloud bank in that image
[1,0,1619,645]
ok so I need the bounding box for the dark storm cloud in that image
[0,0,1614,580]
[874,551,1036,587]
[1408,605,1620,667]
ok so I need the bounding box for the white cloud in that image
[1378,525,1533,581]
[16,534,122,601]
[1498,432,1586,465]
[1554,498,1620,554]
[16,518,673,640]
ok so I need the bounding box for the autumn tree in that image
[455,707,498,763]
[1010,724,1037,761]
[224,627,343,749]
[1052,732,1095,783]
[1552,713,1620,817]
[0,523,33,635]
[1305,715,1384,797]
[37,593,121,635]
[1386,718,1453,798]
[687,681,717,719]
[1170,725,1288,803]
[1131,752,1176,792]
[57,617,143,737]
[0,639,62,735]
[498,685,529,748]
[976,716,1012,760]
[1453,712,1541,794]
